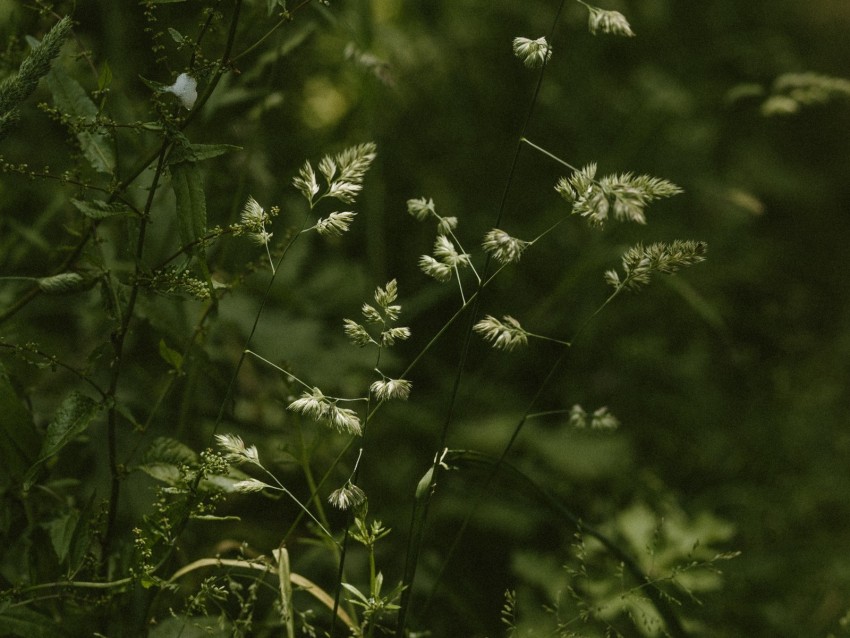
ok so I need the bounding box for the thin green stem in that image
[395,3,568,632]
[521,136,580,172]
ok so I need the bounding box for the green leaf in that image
[71,198,135,220]
[141,436,198,466]
[138,462,183,485]
[37,272,91,295]
[267,0,287,15]
[415,466,434,499]
[97,60,112,93]
[170,159,207,257]
[167,28,185,44]
[186,143,241,161]
[158,339,184,372]
[46,509,80,564]
[0,604,63,638]
[46,65,115,174]
[23,391,100,490]
[0,364,40,489]
[138,437,198,486]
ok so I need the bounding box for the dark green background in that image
[1,1,849,636]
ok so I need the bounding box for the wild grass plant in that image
[0,1,738,636]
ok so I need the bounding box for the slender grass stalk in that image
[395,2,568,633]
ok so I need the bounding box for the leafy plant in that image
[0,1,749,637]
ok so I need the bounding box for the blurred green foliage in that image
[0,0,849,636]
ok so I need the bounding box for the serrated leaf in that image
[0,364,40,488]
[138,462,183,485]
[37,272,90,294]
[46,509,80,563]
[46,66,114,174]
[187,143,241,161]
[170,159,207,257]
[71,198,135,220]
[23,391,100,490]
[201,468,252,493]
[141,436,198,466]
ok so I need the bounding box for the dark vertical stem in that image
[101,142,170,571]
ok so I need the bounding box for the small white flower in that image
[437,216,458,235]
[569,404,588,429]
[473,315,529,352]
[587,7,635,37]
[327,405,362,436]
[407,197,436,221]
[374,279,399,307]
[344,319,373,347]
[432,235,470,268]
[482,228,529,264]
[370,378,412,402]
[293,161,319,203]
[328,481,366,510]
[419,255,453,282]
[381,326,411,347]
[233,478,270,493]
[512,36,552,69]
[215,433,260,464]
[326,181,362,204]
[591,406,620,430]
[165,72,198,109]
[241,196,267,228]
[315,211,356,236]
[288,388,329,421]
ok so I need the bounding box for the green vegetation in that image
[1,1,848,636]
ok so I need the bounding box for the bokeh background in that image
[1,0,849,635]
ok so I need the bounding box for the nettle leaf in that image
[138,437,198,486]
[0,364,40,488]
[37,272,91,295]
[141,436,198,466]
[23,391,100,490]
[46,65,115,174]
[186,143,241,161]
[170,159,207,256]
[71,198,135,220]
[45,509,80,564]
